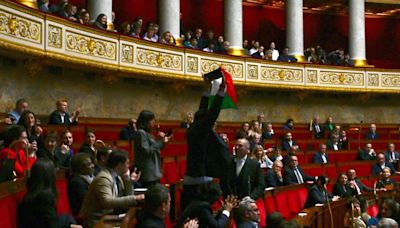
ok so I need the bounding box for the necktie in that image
[294,168,304,184]
[316,125,320,133]
[115,176,121,196]
[322,154,327,164]
[392,152,396,161]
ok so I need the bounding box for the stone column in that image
[349,0,368,67]
[87,0,113,30]
[286,0,305,62]
[224,0,244,56]
[16,0,37,9]
[159,0,181,45]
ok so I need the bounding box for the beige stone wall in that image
[1,57,400,123]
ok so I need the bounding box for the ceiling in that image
[243,0,400,16]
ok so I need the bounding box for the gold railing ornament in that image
[16,0,37,9]
[8,16,17,35]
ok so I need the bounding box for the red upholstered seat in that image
[56,179,72,215]
[302,164,323,177]
[273,192,290,219]
[162,157,179,184]
[324,164,338,179]
[286,189,302,215]
[264,192,276,214]
[297,187,308,209]
[177,156,186,179]
[256,199,267,228]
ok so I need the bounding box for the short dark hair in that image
[71,153,91,174]
[197,182,222,204]
[144,184,170,212]
[45,130,59,143]
[137,110,155,132]
[97,147,111,162]
[16,98,27,107]
[26,158,57,199]
[4,125,26,147]
[106,150,128,168]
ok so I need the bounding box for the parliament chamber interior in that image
[1,0,400,227]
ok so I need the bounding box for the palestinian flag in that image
[205,67,238,109]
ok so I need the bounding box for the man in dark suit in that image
[181,71,229,209]
[347,169,373,194]
[304,175,339,208]
[257,113,267,131]
[311,116,324,139]
[265,160,285,187]
[312,144,329,164]
[284,155,315,185]
[357,143,376,161]
[48,99,79,125]
[221,138,265,200]
[262,123,274,141]
[136,184,170,228]
[326,133,342,151]
[236,197,260,228]
[365,123,379,140]
[384,143,400,165]
[281,132,297,151]
[372,153,396,176]
[118,118,137,140]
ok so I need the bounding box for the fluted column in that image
[159,0,181,45]
[16,0,37,9]
[224,0,244,56]
[286,0,305,62]
[349,0,368,67]
[87,0,113,30]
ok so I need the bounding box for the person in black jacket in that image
[284,155,314,185]
[304,175,339,208]
[332,173,357,197]
[48,99,79,125]
[347,169,373,194]
[265,160,285,188]
[118,118,137,140]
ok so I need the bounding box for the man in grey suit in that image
[79,150,144,228]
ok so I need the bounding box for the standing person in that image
[18,158,81,228]
[134,110,170,187]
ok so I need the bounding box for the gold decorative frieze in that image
[136,47,182,71]
[247,64,258,79]
[187,56,198,73]
[0,10,41,44]
[121,44,134,64]
[201,59,243,78]
[368,73,379,87]
[65,30,116,60]
[319,71,364,86]
[47,24,62,48]
[381,74,400,87]
[260,67,303,83]
[306,70,318,84]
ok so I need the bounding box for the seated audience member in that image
[38,131,69,168]
[282,118,294,130]
[256,113,266,130]
[119,118,137,140]
[262,123,275,140]
[357,143,376,161]
[372,153,396,176]
[249,133,262,152]
[235,197,260,228]
[49,0,67,14]
[56,131,74,169]
[347,169,373,194]
[339,130,348,150]
[281,132,297,151]
[343,198,367,228]
[183,31,193,47]
[251,145,273,169]
[79,150,144,228]
[326,133,342,151]
[180,112,194,129]
[266,212,285,227]
[248,41,259,56]
[203,42,216,53]
[93,13,107,30]
[8,97,28,123]
[268,42,279,61]
[265,160,285,187]
[49,99,80,125]
[61,130,74,154]
[160,31,175,45]
[17,110,43,145]
[251,46,264,59]
[367,199,400,227]
[143,27,157,42]
[68,153,94,217]
[311,115,324,139]
[129,24,142,38]
[277,47,297,62]
[220,41,230,54]
[152,24,160,41]
[376,167,396,190]
[78,10,90,25]
[264,49,273,61]
[312,144,329,164]
[205,30,216,45]
[119,22,131,36]
[385,143,400,165]
[326,49,345,65]
[38,0,50,13]
[79,129,97,161]
[59,4,78,22]
[248,120,262,137]
[282,145,301,166]
[284,155,314,185]
[365,124,379,140]
[194,28,206,49]
[0,125,36,178]
[332,173,356,197]
[242,39,249,55]
[221,138,265,200]
[269,146,283,162]
[178,182,237,228]
[94,148,112,176]
[18,158,81,228]
[236,122,250,139]
[304,175,339,208]
[325,116,335,134]
[187,37,199,49]
[215,36,225,52]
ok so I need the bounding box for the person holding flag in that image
[181,67,238,210]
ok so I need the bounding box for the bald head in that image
[235,138,250,158]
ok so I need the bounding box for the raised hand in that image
[224,194,238,212]
[183,219,199,228]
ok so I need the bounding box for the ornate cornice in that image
[1,0,400,94]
